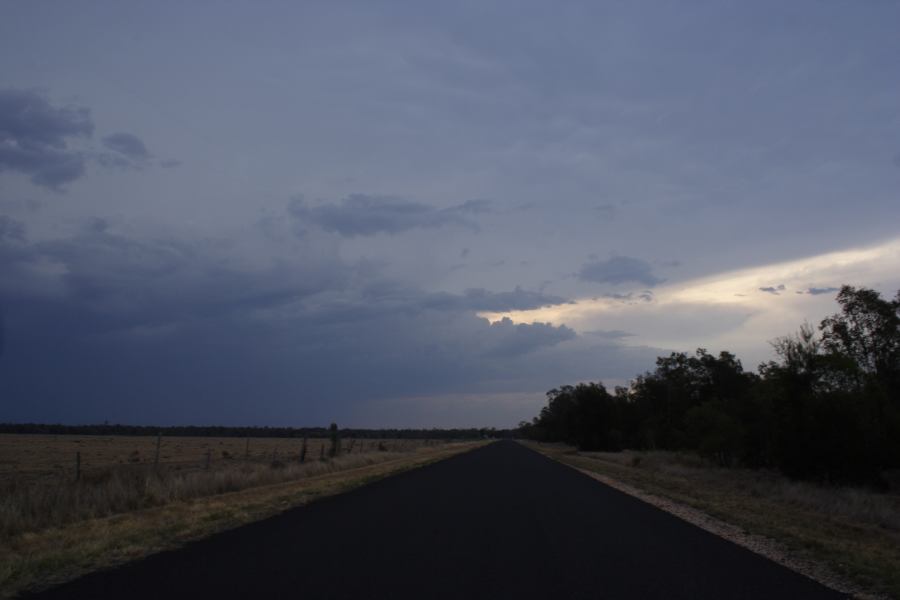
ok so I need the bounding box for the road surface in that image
[26,441,845,599]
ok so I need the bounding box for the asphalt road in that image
[27,441,845,599]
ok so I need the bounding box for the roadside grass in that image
[0,441,485,598]
[524,442,900,599]
[2,447,434,536]
[0,433,428,478]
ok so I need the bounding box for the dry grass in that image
[0,433,424,478]
[0,434,445,538]
[528,442,900,599]
[578,449,900,533]
[0,438,485,598]
[1,449,424,537]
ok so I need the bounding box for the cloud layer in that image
[0,89,166,187]
[102,132,150,162]
[0,89,92,188]
[2,2,899,427]
[0,209,616,426]
[289,195,489,237]
[579,256,663,287]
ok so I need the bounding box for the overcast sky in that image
[1,1,899,427]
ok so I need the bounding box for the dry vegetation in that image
[0,434,441,537]
[0,434,484,598]
[526,442,900,599]
[0,433,409,478]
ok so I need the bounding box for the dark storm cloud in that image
[804,286,840,296]
[3,1,899,427]
[289,194,487,237]
[0,220,595,424]
[578,256,664,287]
[759,284,786,295]
[0,88,93,188]
[0,216,26,243]
[102,132,150,161]
[0,218,16,361]
[0,89,171,185]
[482,317,576,357]
[0,221,348,330]
[421,287,570,313]
[603,291,655,304]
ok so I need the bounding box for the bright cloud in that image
[480,237,900,369]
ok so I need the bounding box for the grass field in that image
[526,442,900,599]
[0,434,484,598]
[0,433,427,479]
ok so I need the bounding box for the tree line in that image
[0,423,512,440]
[517,286,900,485]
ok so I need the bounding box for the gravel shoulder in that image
[525,442,897,599]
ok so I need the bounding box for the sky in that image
[1,1,899,428]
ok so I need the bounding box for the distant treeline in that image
[517,286,900,485]
[0,423,513,440]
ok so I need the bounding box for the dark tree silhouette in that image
[520,286,900,485]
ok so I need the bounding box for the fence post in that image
[75,451,81,481]
[328,423,340,458]
[245,438,250,460]
[300,437,307,463]
[154,433,161,468]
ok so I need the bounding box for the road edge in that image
[518,441,883,600]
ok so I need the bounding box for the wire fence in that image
[0,435,457,537]
[0,434,445,482]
